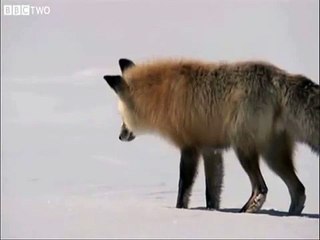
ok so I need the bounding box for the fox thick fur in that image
[104,58,319,215]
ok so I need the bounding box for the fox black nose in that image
[119,134,125,141]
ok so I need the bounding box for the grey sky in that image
[2,0,319,80]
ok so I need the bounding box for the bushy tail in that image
[282,74,320,154]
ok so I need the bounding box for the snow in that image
[1,0,319,238]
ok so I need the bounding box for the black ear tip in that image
[103,75,113,84]
[119,58,135,72]
[103,75,121,89]
[119,58,131,65]
[119,58,129,62]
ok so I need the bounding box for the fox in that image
[103,58,319,215]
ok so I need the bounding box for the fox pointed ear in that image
[103,75,129,97]
[119,58,135,73]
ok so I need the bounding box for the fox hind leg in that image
[235,147,268,213]
[262,131,306,215]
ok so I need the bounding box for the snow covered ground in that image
[2,0,319,238]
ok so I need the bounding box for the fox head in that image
[104,58,140,142]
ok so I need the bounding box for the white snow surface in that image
[1,0,319,238]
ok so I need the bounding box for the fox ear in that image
[103,75,129,97]
[119,58,135,73]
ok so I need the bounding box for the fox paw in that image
[288,194,306,215]
[242,193,266,213]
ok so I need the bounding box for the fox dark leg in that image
[202,149,224,209]
[235,147,268,213]
[176,147,200,208]
[262,131,306,215]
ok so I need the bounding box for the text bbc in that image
[3,5,50,16]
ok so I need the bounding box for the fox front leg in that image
[202,149,224,210]
[176,147,200,208]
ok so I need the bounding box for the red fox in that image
[104,58,319,215]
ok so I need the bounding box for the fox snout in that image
[119,123,136,142]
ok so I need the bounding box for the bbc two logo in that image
[3,5,51,16]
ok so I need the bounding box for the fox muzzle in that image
[119,124,136,142]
